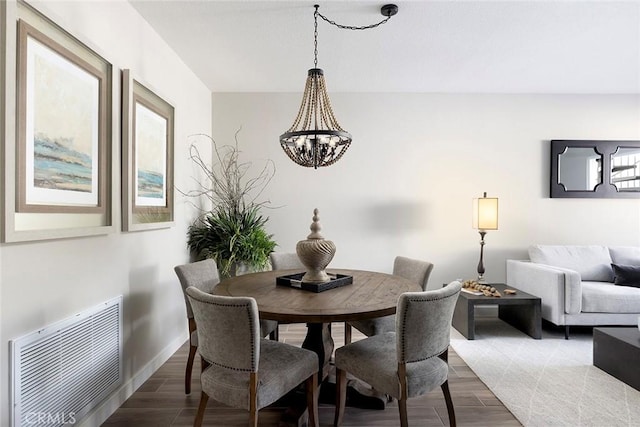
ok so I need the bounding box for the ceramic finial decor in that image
[296,208,336,283]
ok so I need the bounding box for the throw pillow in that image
[611,263,640,288]
[609,247,640,266]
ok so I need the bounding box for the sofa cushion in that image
[611,264,640,288]
[528,245,614,282]
[581,281,640,313]
[609,247,640,266]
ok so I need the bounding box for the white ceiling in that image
[129,0,640,94]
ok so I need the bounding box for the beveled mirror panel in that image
[551,140,640,198]
[558,147,602,191]
[611,147,640,192]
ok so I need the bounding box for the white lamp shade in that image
[473,196,499,230]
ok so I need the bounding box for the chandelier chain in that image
[314,5,319,68]
[316,10,392,31]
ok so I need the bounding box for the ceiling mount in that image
[381,4,399,18]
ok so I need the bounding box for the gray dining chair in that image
[270,252,305,270]
[334,280,462,427]
[174,259,221,395]
[345,256,434,344]
[174,259,279,394]
[186,287,319,427]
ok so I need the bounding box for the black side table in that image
[593,327,640,391]
[452,283,542,340]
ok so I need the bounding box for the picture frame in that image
[121,69,174,231]
[551,140,640,199]
[17,19,108,214]
[2,3,114,243]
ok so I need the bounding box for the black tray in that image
[276,272,353,293]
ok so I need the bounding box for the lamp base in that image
[476,231,487,283]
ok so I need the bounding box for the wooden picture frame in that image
[121,69,174,231]
[2,4,114,243]
[17,20,108,214]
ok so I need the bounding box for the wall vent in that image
[10,296,123,427]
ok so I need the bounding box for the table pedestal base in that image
[273,391,309,427]
[303,322,387,409]
[302,322,334,380]
[319,378,388,409]
[278,373,388,427]
[278,322,387,426]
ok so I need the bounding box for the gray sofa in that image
[506,245,640,338]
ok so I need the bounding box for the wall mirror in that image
[557,147,602,191]
[610,147,640,192]
[551,140,640,198]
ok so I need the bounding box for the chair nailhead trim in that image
[192,295,258,371]
[206,359,253,372]
[404,345,449,364]
[399,287,460,362]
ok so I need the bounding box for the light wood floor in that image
[103,323,521,426]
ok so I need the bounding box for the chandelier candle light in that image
[279,4,398,169]
[472,192,499,283]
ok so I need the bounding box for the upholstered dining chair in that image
[174,259,279,394]
[345,256,434,344]
[186,287,320,427]
[334,281,462,427]
[174,259,221,395]
[269,252,305,270]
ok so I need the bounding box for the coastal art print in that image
[121,70,174,231]
[135,101,167,207]
[17,20,108,214]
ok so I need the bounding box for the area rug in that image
[450,318,640,427]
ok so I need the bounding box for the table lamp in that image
[472,192,499,282]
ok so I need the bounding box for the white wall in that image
[0,1,211,425]
[212,92,640,287]
[1,2,638,423]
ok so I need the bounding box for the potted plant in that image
[182,131,277,278]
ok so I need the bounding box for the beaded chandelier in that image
[279,4,397,169]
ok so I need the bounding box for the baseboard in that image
[77,333,188,427]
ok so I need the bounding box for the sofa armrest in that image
[506,260,582,324]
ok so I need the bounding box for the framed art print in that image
[17,20,108,214]
[3,5,113,243]
[121,69,174,231]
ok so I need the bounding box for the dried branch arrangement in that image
[180,130,277,277]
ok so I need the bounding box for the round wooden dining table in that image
[213,268,421,381]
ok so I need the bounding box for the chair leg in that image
[344,322,352,345]
[193,391,209,427]
[306,372,319,427]
[185,344,197,394]
[249,372,258,427]
[397,362,408,427]
[269,324,279,341]
[398,398,408,427]
[334,368,347,426]
[565,325,570,340]
[441,380,456,427]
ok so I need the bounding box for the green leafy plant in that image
[182,131,277,277]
